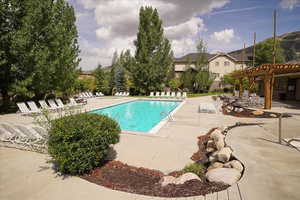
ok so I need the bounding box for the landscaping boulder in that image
[207,162,224,171]
[252,110,264,115]
[217,147,232,162]
[209,151,218,163]
[210,130,225,150]
[224,160,244,173]
[160,176,176,187]
[175,172,201,185]
[206,147,215,153]
[205,168,241,185]
[207,140,215,148]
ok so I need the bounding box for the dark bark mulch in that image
[81,160,229,197]
[222,106,291,118]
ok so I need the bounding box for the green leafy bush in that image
[48,113,121,175]
[181,163,206,177]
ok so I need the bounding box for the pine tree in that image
[194,39,215,92]
[93,64,105,92]
[131,6,173,94]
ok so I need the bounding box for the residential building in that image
[173,52,251,90]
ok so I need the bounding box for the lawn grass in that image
[187,91,226,98]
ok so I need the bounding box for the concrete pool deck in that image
[1,96,300,200]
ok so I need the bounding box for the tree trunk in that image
[1,90,10,113]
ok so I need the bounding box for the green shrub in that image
[48,113,121,175]
[181,163,206,177]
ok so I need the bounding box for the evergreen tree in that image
[194,39,215,92]
[0,0,27,111]
[109,51,118,93]
[254,38,285,66]
[131,6,173,94]
[1,0,80,103]
[93,64,105,92]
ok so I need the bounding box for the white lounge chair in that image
[182,92,187,99]
[39,100,56,111]
[27,101,41,113]
[125,92,129,96]
[165,91,170,98]
[100,92,104,96]
[88,92,94,98]
[155,92,160,98]
[55,99,68,109]
[115,92,119,96]
[176,92,182,99]
[16,102,38,115]
[48,99,63,110]
[69,98,85,107]
[161,92,166,98]
[171,92,176,98]
[149,92,154,98]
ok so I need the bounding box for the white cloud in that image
[211,29,235,43]
[280,0,299,9]
[165,18,206,40]
[75,0,230,69]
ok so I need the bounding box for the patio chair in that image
[38,100,56,111]
[161,92,166,98]
[125,92,129,96]
[171,92,176,98]
[100,92,104,96]
[176,92,182,99]
[155,92,160,98]
[55,99,68,109]
[48,99,63,110]
[69,98,85,106]
[88,92,94,98]
[165,91,171,98]
[27,101,41,113]
[115,92,119,96]
[16,102,38,115]
[182,92,187,99]
[149,92,154,98]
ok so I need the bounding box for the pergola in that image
[232,64,300,109]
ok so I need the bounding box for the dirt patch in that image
[81,161,229,197]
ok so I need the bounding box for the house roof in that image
[174,52,251,63]
[173,53,216,63]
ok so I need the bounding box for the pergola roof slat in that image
[233,63,300,78]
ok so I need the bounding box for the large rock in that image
[217,147,232,162]
[206,147,215,153]
[209,151,218,163]
[207,140,215,148]
[224,160,244,173]
[175,172,201,184]
[205,168,241,185]
[207,162,224,171]
[160,173,201,187]
[210,129,225,150]
[160,176,176,187]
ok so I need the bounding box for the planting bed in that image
[81,160,228,197]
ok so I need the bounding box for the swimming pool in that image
[90,100,182,133]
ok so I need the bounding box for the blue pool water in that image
[90,100,181,132]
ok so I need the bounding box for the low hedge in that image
[48,113,121,175]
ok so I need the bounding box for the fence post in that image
[278,113,282,144]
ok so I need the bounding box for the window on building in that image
[224,61,230,66]
[215,62,219,66]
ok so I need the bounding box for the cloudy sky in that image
[67,0,300,70]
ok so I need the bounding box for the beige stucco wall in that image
[208,56,243,81]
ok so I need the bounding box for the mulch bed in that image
[81,160,229,197]
[222,105,292,118]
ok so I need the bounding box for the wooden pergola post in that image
[264,75,272,109]
[239,78,244,98]
[248,77,255,94]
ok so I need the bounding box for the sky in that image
[67,0,300,70]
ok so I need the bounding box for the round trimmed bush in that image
[48,113,121,175]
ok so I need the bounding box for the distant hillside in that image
[229,31,300,62]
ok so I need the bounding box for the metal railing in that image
[278,113,300,146]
